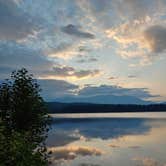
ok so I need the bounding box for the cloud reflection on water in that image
[47,117,166,166]
[132,157,166,166]
[49,146,103,165]
[51,118,152,140]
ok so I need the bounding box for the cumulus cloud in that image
[0,0,40,41]
[61,24,95,39]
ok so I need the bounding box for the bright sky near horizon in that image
[0,0,166,102]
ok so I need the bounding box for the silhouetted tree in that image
[0,68,50,166]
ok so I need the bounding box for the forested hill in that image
[47,102,166,114]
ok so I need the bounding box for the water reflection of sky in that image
[47,113,166,166]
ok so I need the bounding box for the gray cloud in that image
[38,79,78,100]
[74,69,100,78]
[0,0,40,41]
[76,58,98,63]
[78,85,157,99]
[144,25,166,53]
[61,24,95,39]
[21,79,158,102]
[38,82,159,101]
[116,0,158,20]
[52,66,75,76]
[53,84,159,104]
[0,41,100,85]
[79,163,101,166]
[0,42,53,78]
[44,66,100,78]
[78,46,92,52]
[46,130,81,147]
[77,0,159,29]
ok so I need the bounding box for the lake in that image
[47,112,166,166]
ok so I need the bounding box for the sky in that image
[0,0,166,103]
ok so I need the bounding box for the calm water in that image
[47,112,166,166]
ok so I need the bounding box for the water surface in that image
[47,112,166,166]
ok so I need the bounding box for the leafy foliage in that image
[0,68,50,166]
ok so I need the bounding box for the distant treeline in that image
[47,102,166,114]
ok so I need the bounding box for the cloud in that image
[61,24,95,39]
[38,79,78,100]
[0,0,165,101]
[0,0,40,41]
[46,42,75,58]
[77,0,164,29]
[108,76,118,80]
[106,22,166,64]
[76,58,98,63]
[103,0,166,64]
[54,83,160,103]
[47,42,92,60]
[78,85,156,99]
[41,65,100,79]
[46,130,81,147]
[49,146,102,161]
[132,157,161,166]
[105,21,149,57]
[109,144,120,148]
[144,25,166,53]
[79,163,101,166]
[0,41,54,78]
[128,75,137,78]
[0,38,157,102]
[73,69,100,78]
[128,145,141,149]
[0,41,100,80]
[78,46,92,52]
[115,0,159,21]
[50,118,151,140]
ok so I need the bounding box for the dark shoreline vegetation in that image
[47,102,166,114]
[0,69,50,166]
